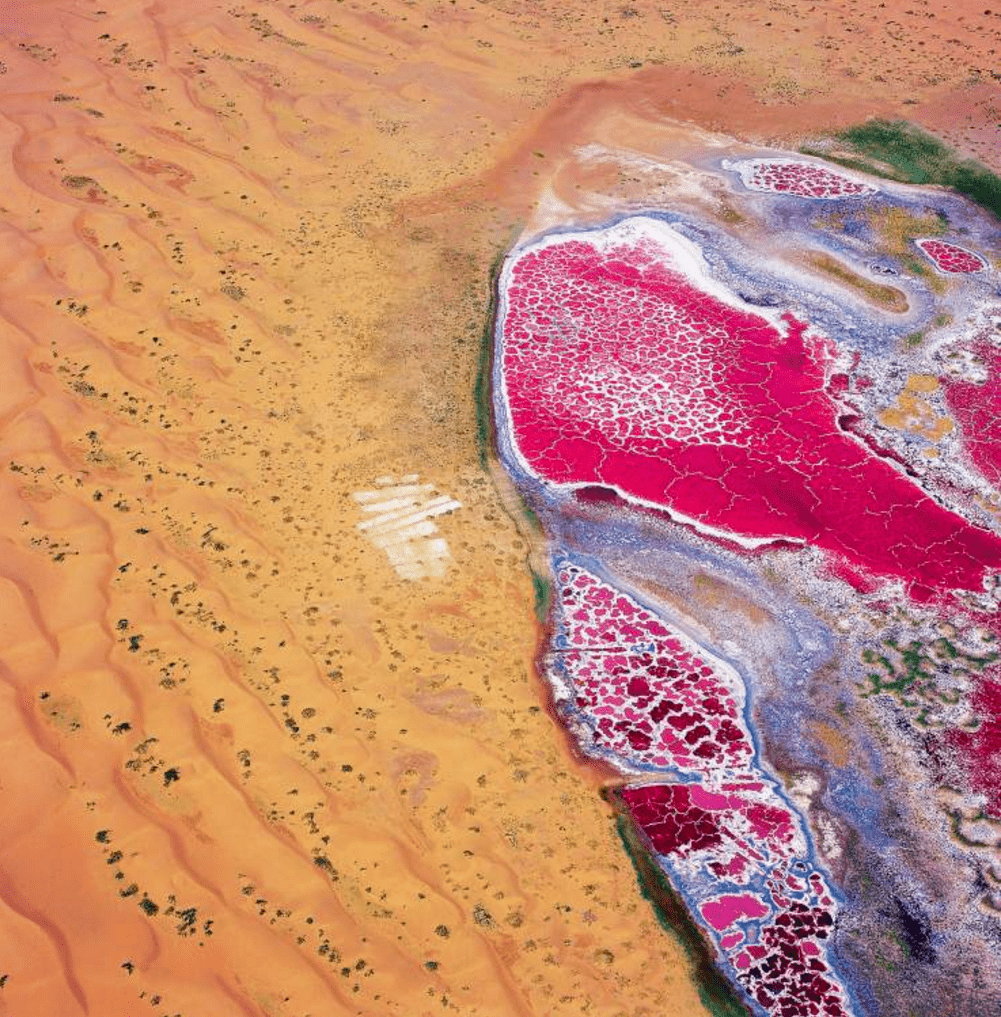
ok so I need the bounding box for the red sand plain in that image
[2,1,1000,1015]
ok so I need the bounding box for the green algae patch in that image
[803,120,1001,221]
[858,635,999,726]
[473,246,508,471]
[530,566,551,622]
[607,795,752,1017]
[476,232,552,624]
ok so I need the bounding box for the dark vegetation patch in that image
[476,234,550,623]
[803,120,1001,221]
[893,897,935,964]
[474,245,508,470]
[606,790,752,1017]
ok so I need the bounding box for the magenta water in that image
[492,148,1001,1015]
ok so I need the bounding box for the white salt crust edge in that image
[722,157,879,196]
[493,215,812,550]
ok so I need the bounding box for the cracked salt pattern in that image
[552,563,754,774]
[494,145,1001,1016]
[505,237,755,451]
[728,158,877,199]
[549,562,852,1017]
[499,216,1001,596]
[625,781,850,1017]
[916,238,987,274]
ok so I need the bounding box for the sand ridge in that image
[1,0,999,1015]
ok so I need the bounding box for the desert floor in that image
[0,2,999,1015]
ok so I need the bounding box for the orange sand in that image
[1,1,998,1015]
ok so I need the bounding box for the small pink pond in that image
[916,238,986,274]
[701,894,770,931]
[730,158,876,199]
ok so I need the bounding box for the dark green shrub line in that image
[802,120,1001,221]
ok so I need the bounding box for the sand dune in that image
[1,1,998,1015]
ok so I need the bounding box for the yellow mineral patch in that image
[866,207,949,293]
[805,251,909,312]
[879,376,954,442]
[691,573,773,626]
[907,373,940,394]
[806,721,850,769]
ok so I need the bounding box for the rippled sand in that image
[1,2,998,1015]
